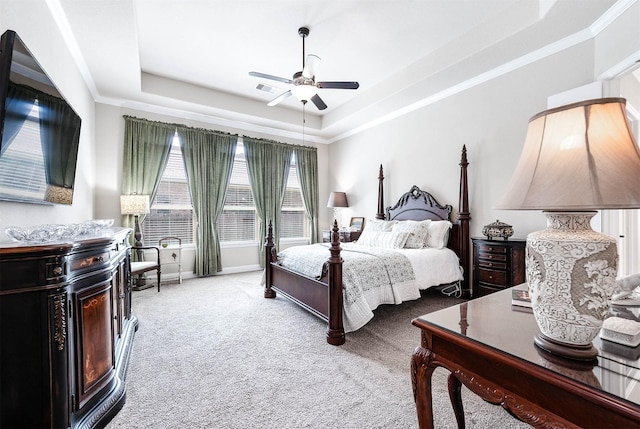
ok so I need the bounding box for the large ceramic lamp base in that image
[534,331,598,362]
[527,211,617,363]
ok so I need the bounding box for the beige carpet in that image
[106,271,528,428]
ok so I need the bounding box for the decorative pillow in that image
[357,230,410,249]
[425,220,452,249]
[356,228,379,246]
[392,220,431,249]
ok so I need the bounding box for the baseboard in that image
[141,265,262,283]
[217,265,262,275]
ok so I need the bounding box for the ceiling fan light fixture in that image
[291,84,317,102]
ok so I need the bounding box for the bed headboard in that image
[375,146,471,297]
[385,185,453,222]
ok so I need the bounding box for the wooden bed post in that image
[376,164,385,219]
[457,146,471,298]
[326,220,345,345]
[264,220,276,299]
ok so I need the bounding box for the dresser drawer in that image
[70,250,110,273]
[478,268,507,287]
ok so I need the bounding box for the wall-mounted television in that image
[0,29,81,205]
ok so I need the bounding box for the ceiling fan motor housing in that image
[292,71,314,86]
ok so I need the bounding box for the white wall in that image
[0,1,96,228]
[328,1,640,243]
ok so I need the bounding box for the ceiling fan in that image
[249,26,359,110]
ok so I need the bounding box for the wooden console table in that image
[411,285,640,428]
[0,228,137,428]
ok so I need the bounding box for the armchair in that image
[131,246,161,292]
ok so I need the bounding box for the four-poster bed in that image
[264,146,471,345]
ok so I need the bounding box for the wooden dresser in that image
[472,237,526,297]
[0,228,137,429]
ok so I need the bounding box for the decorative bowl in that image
[4,225,64,243]
[482,219,514,240]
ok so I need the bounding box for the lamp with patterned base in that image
[497,98,640,361]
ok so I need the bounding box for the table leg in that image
[411,346,436,429]
[448,373,465,429]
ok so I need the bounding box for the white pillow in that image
[364,218,397,232]
[356,228,379,246]
[357,230,409,249]
[392,220,431,249]
[426,220,452,249]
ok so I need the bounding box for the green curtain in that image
[243,137,292,263]
[38,91,81,190]
[293,146,319,243]
[1,83,37,156]
[178,126,237,276]
[121,116,174,244]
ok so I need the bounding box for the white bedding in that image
[276,242,463,332]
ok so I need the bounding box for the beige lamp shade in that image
[497,97,640,210]
[120,194,150,215]
[327,192,348,208]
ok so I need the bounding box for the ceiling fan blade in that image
[302,54,321,78]
[310,94,327,110]
[249,71,292,85]
[267,90,292,107]
[316,81,359,89]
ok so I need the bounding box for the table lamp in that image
[327,191,348,227]
[497,97,640,360]
[120,194,150,247]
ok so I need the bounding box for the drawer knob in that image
[53,266,63,276]
[94,256,104,262]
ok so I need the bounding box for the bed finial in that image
[327,219,345,345]
[376,164,385,220]
[264,220,276,298]
[458,145,471,297]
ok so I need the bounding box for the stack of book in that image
[511,287,532,313]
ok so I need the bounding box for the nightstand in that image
[159,237,182,284]
[322,230,362,243]
[472,237,526,297]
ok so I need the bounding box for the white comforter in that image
[276,243,463,332]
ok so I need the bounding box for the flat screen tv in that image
[0,29,81,205]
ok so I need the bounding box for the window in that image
[142,136,308,245]
[0,102,47,201]
[142,134,194,245]
[218,142,256,242]
[280,156,307,239]
[219,141,307,241]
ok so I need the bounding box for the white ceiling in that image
[51,0,625,142]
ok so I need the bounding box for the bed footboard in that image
[264,221,345,345]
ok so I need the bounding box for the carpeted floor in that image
[106,271,528,428]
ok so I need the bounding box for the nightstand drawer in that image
[478,252,507,263]
[478,259,507,270]
[476,243,507,254]
[478,268,507,286]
